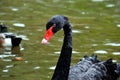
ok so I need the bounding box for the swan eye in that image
[53,24,56,27]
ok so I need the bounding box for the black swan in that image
[0,24,22,48]
[41,15,120,80]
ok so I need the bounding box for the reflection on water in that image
[91,0,104,2]
[106,4,115,8]
[0,45,23,77]
[11,8,19,12]
[18,35,29,41]
[0,46,23,61]
[117,24,120,28]
[72,30,82,33]
[84,26,90,29]
[2,69,9,73]
[33,66,40,70]
[13,23,25,27]
[54,50,80,54]
[0,52,15,59]
[5,65,14,68]
[94,50,108,54]
[49,66,56,70]
[105,43,120,46]
[112,52,120,55]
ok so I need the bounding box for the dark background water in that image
[0,0,120,80]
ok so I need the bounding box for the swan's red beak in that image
[41,27,53,44]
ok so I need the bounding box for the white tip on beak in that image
[41,38,48,44]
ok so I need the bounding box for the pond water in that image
[0,0,120,80]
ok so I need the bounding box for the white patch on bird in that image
[3,38,12,46]
[2,38,12,50]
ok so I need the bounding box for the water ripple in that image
[91,0,104,2]
[0,54,16,59]
[117,24,120,28]
[72,30,82,33]
[18,35,29,40]
[54,50,80,54]
[11,8,19,11]
[13,23,25,27]
[112,52,120,55]
[104,43,120,46]
[5,65,14,68]
[33,66,40,70]
[94,50,108,54]
[49,66,56,70]
[2,69,9,73]
[106,4,115,8]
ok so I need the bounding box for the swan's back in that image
[68,55,99,80]
[78,61,107,80]
[68,54,120,80]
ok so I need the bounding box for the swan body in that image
[69,55,99,80]
[69,58,120,80]
[41,15,120,80]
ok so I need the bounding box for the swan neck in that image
[51,24,72,80]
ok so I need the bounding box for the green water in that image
[0,0,120,80]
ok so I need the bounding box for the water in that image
[0,0,120,80]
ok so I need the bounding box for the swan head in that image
[41,23,59,44]
[41,15,68,44]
